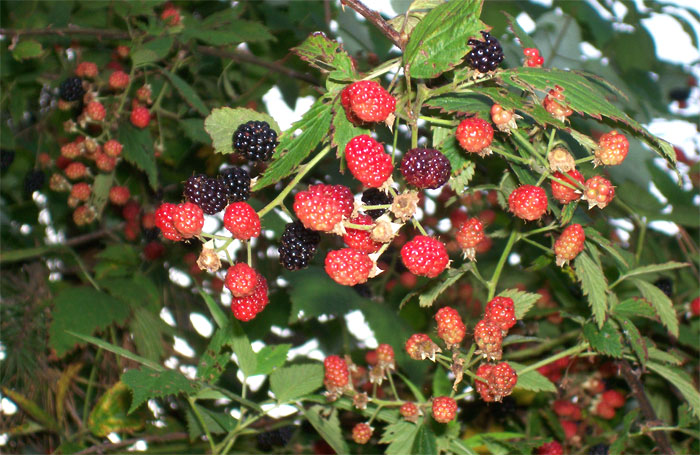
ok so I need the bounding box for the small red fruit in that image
[343,214,381,253]
[324,248,374,286]
[596,401,616,419]
[376,343,395,367]
[224,202,261,240]
[130,106,150,128]
[523,48,544,67]
[434,306,466,348]
[560,419,578,440]
[344,135,393,188]
[691,297,700,317]
[553,400,582,420]
[143,241,165,261]
[324,355,350,389]
[400,235,449,278]
[155,203,182,241]
[456,217,484,260]
[104,139,123,158]
[293,184,354,232]
[456,117,494,156]
[432,396,457,423]
[85,101,106,121]
[75,61,98,78]
[582,175,615,209]
[352,423,372,444]
[602,389,625,408]
[490,103,513,126]
[595,130,629,166]
[474,319,503,361]
[225,263,259,297]
[161,4,181,26]
[109,70,130,90]
[70,182,91,201]
[400,402,419,421]
[173,202,204,238]
[231,273,268,321]
[551,169,584,204]
[536,441,563,455]
[485,296,516,332]
[554,224,585,267]
[508,185,548,221]
[61,142,81,159]
[64,162,87,180]
[341,80,396,124]
[490,362,518,400]
[109,185,130,205]
[405,333,438,361]
[95,153,116,172]
[544,85,573,120]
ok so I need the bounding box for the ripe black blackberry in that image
[654,277,673,298]
[256,426,295,451]
[400,148,451,189]
[1,149,15,172]
[278,220,320,271]
[233,120,278,162]
[183,174,228,215]
[24,170,45,194]
[466,31,504,73]
[588,444,609,455]
[219,167,250,202]
[361,188,393,219]
[59,77,85,102]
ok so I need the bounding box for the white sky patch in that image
[190,313,214,338]
[164,356,179,369]
[179,365,197,380]
[271,325,293,337]
[648,220,680,235]
[160,307,176,327]
[127,440,148,452]
[643,13,700,64]
[261,402,298,419]
[0,434,7,446]
[0,397,17,415]
[437,218,452,233]
[262,86,315,128]
[173,336,196,358]
[236,369,266,392]
[646,119,699,155]
[107,433,121,443]
[508,252,522,266]
[345,310,377,348]
[516,12,536,33]
[287,338,325,362]
[580,42,603,59]
[168,268,192,288]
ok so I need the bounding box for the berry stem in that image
[361,57,401,81]
[574,156,595,164]
[519,236,552,254]
[491,145,531,165]
[343,222,373,231]
[368,404,384,424]
[361,204,392,211]
[386,371,399,400]
[517,342,589,376]
[504,331,579,361]
[547,173,583,191]
[522,223,557,237]
[487,229,517,300]
[246,240,252,267]
[546,128,557,154]
[411,218,428,236]
[461,343,476,369]
[257,144,332,218]
[199,232,232,241]
[187,396,217,453]
[418,115,457,126]
[510,129,549,168]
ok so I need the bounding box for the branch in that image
[0,27,319,86]
[618,360,675,455]
[340,0,403,49]
[74,432,189,455]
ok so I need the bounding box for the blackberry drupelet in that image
[278,220,320,271]
[256,426,295,451]
[400,148,451,189]
[59,77,85,102]
[466,31,504,73]
[183,174,228,215]
[233,120,278,162]
[0,149,15,171]
[588,444,609,455]
[361,188,393,219]
[219,167,251,202]
[24,170,45,194]
[654,277,673,297]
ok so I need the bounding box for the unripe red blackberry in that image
[343,214,381,253]
[595,130,629,166]
[344,135,393,188]
[582,175,615,209]
[554,223,585,267]
[233,121,278,162]
[293,184,354,232]
[341,80,396,124]
[225,263,259,297]
[536,441,563,455]
[400,148,451,189]
[544,85,573,120]
[155,202,183,241]
[474,319,503,360]
[485,296,516,332]
[456,217,484,261]
[324,355,349,389]
[551,169,584,204]
[475,363,496,402]
[490,362,518,400]
[456,117,494,156]
[400,235,449,278]
[432,396,457,423]
[231,273,268,321]
[351,423,372,445]
[434,306,466,348]
[508,185,548,221]
[400,402,419,421]
[173,202,204,238]
[324,248,374,286]
[224,202,261,240]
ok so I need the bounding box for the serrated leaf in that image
[303,405,349,454]
[574,252,608,328]
[418,263,469,308]
[89,173,113,218]
[381,420,420,455]
[611,298,658,320]
[448,161,476,195]
[253,98,333,190]
[631,278,679,337]
[131,36,173,67]
[618,261,688,282]
[118,124,158,190]
[196,327,233,384]
[609,409,639,455]
[497,289,540,319]
[185,404,236,440]
[88,382,144,437]
[204,107,280,155]
[49,287,129,357]
[436,133,472,174]
[464,431,527,448]
[163,70,208,116]
[121,368,198,414]
[647,361,700,419]
[412,424,438,455]
[583,227,629,268]
[331,96,369,158]
[270,363,323,403]
[388,0,443,36]
[292,33,355,81]
[254,344,290,376]
[199,290,228,329]
[510,362,556,393]
[12,40,43,60]
[180,118,211,144]
[404,0,485,79]
[230,320,256,377]
[647,345,683,365]
[503,11,537,49]
[583,320,623,357]
[614,317,647,366]
[186,21,274,46]
[425,93,491,118]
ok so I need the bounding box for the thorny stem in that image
[487,229,517,300]
[511,128,549,168]
[344,222,373,231]
[361,204,392,211]
[522,223,557,237]
[412,218,428,236]
[339,0,403,49]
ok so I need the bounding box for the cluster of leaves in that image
[0,1,698,454]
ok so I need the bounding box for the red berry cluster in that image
[434,306,466,349]
[523,47,544,67]
[341,80,396,124]
[474,361,518,402]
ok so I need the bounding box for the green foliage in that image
[270,363,324,402]
[121,368,198,414]
[574,251,608,328]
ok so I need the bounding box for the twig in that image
[618,359,675,455]
[340,0,403,49]
[74,432,189,454]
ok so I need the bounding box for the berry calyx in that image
[173,202,204,238]
[233,120,278,162]
[508,185,548,221]
[485,296,516,332]
[456,117,494,156]
[595,130,629,166]
[551,169,584,204]
[225,263,259,297]
[231,273,268,321]
[400,148,451,189]
[343,214,381,253]
[474,319,503,361]
[582,175,615,209]
[341,80,396,124]
[324,355,350,389]
[293,184,354,232]
[432,396,457,423]
[400,235,449,278]
[466,31,504,73]
[554,223,586,267]
[456,217,484,261]
[405,333,441,361]
[351,423,372,445]
[278,220,321,271]
[155,203,183,241]
[324,248,374,286]
[345,135,393,188]
[130,106,150,128]
[434,306,466,348]
[224,202,261,240]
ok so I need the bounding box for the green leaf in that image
[253,97,333,190]
[615,317,647,366]
[503,11,536,49]
[497,288,541,320]
[204,107,280,156]
[270,363,324,402]
[583,227,629,268]
[618,261,688,282]
[418,263,469,308]
[404,0,484,79]
[163,70,208,116]
[464,431,527,448]
[292,33,355,81]
[89,173,113,218]
[49,287,129,357]
[647,361,700,420]
[432,367,452,397]
[647,346,683,366]
[1,387,58,432]
[611,298,658,320]
[68,332,164,372]
[380,420,420,455]
[186,22,274,46]
[448,161,476,195]
[412,424,438,455]
[583,320,623,358]
[196,326,233,384]
[285,267,364,323]
[510,362,556,393]
[130,307,165,362]
[609,409,639,455]
[425,93,491,118]
[199,289,228,329]
[303,405,349,455]
[631,278,679,337]
[185,404,236,440]
[118,124,158,190]
[131,36,174,67]
[121,368,198,414]
[387,1,443,37]
[254,344,290,376]
[574,251,608,328]
[12,40,43,60]
[180,118,211,144]
[88,382,144,437]
[230,320,256,377]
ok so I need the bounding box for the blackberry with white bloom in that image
[233,121,278,162]
[467,31,504,73]
[278,221,320,271]
[183,174,228,215]
[219,167,251,202]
